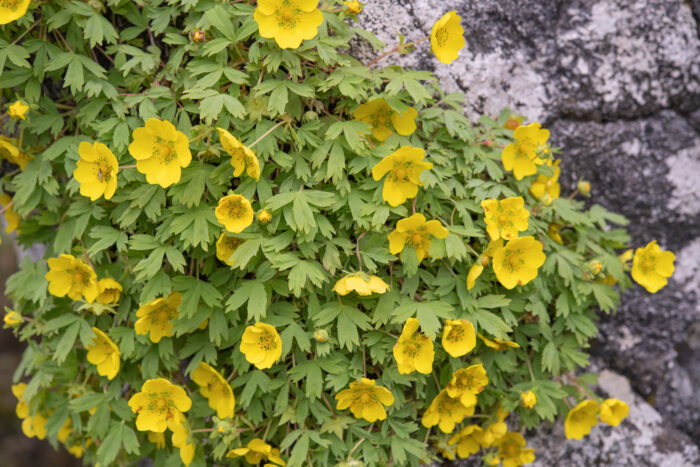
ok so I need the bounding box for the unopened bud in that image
[577,180,591,196]
[344,1,363,14]
[314,329,329,342]
[193,30,206,43]
[257,209,272,223]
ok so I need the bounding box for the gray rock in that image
[355,0,700,462]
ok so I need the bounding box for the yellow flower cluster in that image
[473,195,546,290]
[227,438,286,466]
[501,122,550,180]
[565,398,629,439]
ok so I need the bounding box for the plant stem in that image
[119,164,137,169]
[366,36,430,67]
[249,120,286,148]
[0,201,15,215]
[355,231,367,271]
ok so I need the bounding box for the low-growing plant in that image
[0,1,676,466]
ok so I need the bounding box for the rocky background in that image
[355,0,700,465]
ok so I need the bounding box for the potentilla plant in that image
[0,1,676,466]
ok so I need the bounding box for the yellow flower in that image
[215,194,255,233]
[344,0,362,14]
[448,425,484,459]
[21,413,48,440]
[631,240,675,293]
[494,432,535,467]
[548,223,564,244]
[217,128,260,181]
[430,11,466,64]
[216,233,245,266]
[0,0,30,25]
[45,254,99,303]
[353,98,418,142]
[335,378,394,422]
[481,418,508,446]
[332,273,390,296]
[0,194,20,232]
[127,378,192,432]
[192,361,235,419]
[445,364,488,407]
[257,209,272,223]
[0,136,32,169]
[501,122,550,180]
[393,318,434,374]
[388,213,448,262]
[227,438,286,466]
[128,118,192,188]
[67,440,91,458]
[481,196,530,241]
[171,417,196,466]
[253,0,323,50]
[564,400,599,440]
[479,333,520,351]
[57,418,72,443]
[73,141,119,201]
[521,391,537,409]
[11,383,29,419]
[371,146,432,206]
[422,389,474,433]
[134,292,182,343]
[148,430,166,449]
[8,100,29,119]
[599,398,629,426]
[529,159,561,206]
[240,322,282,369]
[492,236,546,289]
[96,278,122,304]
[86,327,120,380]
[441,319,476,357]
[467,264,484,290]
[4,310,21,327]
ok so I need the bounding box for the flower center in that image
[502,249,523,273]
[447,326,464,343]
[402,338,422,358]
[258,332,275,350]
[639,254,655,274]
[154,137,176,163]
[518,137,537,154]
[503,443,518,457]
[408,231,427,249]
[435,28,450,47]
[1,0,21,10]
[227,199,245,219]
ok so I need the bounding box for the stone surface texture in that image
[355,0,700,464]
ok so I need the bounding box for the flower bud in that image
[314,329,329,342]
[193,30,206,43]
[257,209,272,223]
[344,1,363,14]
[480,254,490,267]
[302,110,318,122]
[3,310,21,327]
[504,115,523,130]
[587,259,603,276]
[578,180,591,196]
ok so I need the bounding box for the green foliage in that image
[1,1,633,466]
